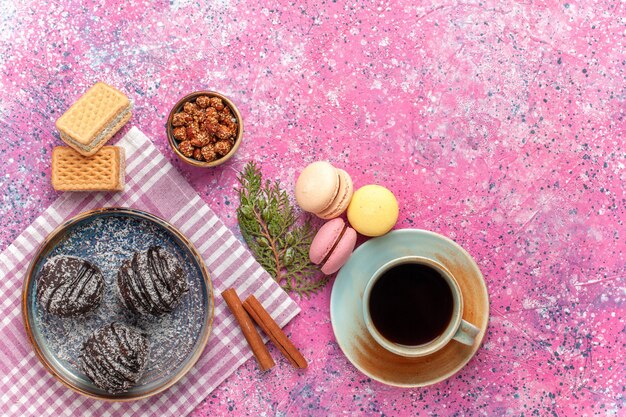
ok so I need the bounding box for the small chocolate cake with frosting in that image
[116,246,189,316]
[80,322,149,393]
[36,256,104,317]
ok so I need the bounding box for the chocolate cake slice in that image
[80,322,149,394]
[116,246,189,316]
[36,256,104,317]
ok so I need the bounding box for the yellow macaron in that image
[347,185,398,237]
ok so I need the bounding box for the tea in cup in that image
[362,256,479,357]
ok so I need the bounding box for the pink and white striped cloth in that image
[0,127,300,417]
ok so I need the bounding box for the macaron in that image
[309,218,357,275]
[295,162,354,219]
[347,184,399,237]
[317,169,353,219]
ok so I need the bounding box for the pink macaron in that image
[309,218,357,275]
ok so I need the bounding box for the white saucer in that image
[330,229,489,387]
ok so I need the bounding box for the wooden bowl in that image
[166,91,243,168]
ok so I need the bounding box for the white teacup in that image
[362,256,480,357]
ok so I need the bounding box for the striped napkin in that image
[0,127,300,417]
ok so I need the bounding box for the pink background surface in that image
[1,0,624,415]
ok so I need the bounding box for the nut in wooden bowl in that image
[167,91,243,167]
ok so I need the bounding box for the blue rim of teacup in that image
[361,255,464,358]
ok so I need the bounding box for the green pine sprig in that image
[235,161,328,297]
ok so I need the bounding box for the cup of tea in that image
[362,256,480,357]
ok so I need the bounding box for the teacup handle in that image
[452,320,480,346]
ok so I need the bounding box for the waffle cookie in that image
[55,82,132,156]
[51,146,125,192]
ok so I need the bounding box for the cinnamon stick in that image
[243,294,308,369]
[221,288,275,371]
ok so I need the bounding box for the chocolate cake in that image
[36,256,104,317]
[116,246,189,316]
[80,322,149,393]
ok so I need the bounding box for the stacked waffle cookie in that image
[52,82,131,192]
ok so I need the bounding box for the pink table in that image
[1,1,624,415]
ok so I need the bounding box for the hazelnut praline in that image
[170,95,236,163]
[167,91,244,168]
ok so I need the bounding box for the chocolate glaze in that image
[116,246,189,316]
[80,322,149,393]
[36,256,104,317]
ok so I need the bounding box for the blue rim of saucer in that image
[330,229,489,387]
